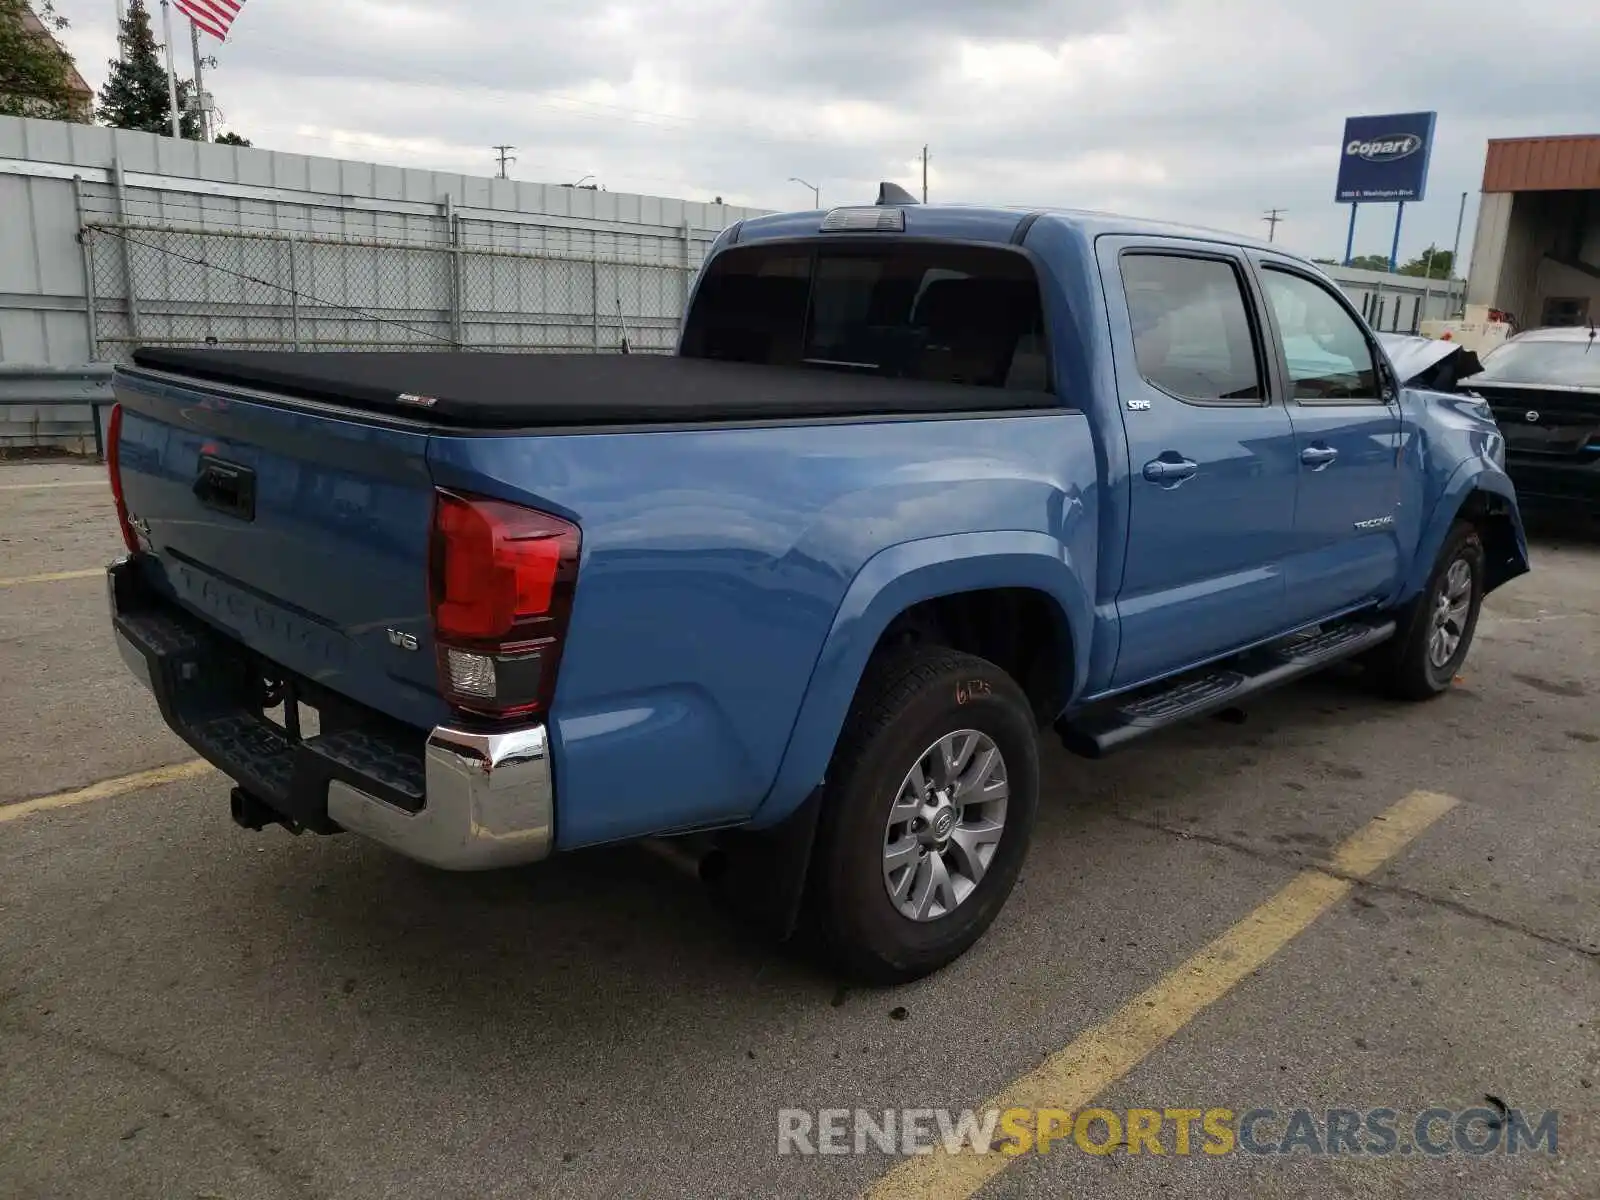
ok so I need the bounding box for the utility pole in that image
[921,145,929,204]
[1263,208,1286,242]
[493,145,517,179]
[189,20,210,142]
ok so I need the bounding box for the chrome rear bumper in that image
[327,725,553,870]
[109,555,554,871]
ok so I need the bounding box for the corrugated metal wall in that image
[0,114,765,370]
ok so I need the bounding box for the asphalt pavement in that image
[1,460,1595,1200]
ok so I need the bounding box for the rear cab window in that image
[681,242,1051,392]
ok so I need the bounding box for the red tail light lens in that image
[430,490,580,718]
[106,403,139,554]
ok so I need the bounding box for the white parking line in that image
[0,480,106,491]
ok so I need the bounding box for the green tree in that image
[215,130,250,146]
[1398,246,1454,279]
[0,0,88,120]
[96,0,201,137]
[1345,253,1393,272]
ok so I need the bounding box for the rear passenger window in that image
[1119,254,1263,403]
[682,243,1049,391]
[1260,268,1379,401]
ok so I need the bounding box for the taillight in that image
[106,403,139,554]
[429,490,580,719]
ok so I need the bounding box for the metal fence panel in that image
[82,220,702,361]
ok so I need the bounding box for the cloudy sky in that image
[51,0,1600,266]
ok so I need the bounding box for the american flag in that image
[173,0,246,42]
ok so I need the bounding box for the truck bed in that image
[129,349,1058,429]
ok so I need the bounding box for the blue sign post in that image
[1335,112,1436,271]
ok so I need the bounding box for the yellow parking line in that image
[0,760,213,825]
[0,568,103,588]
[864,790,1460,1200]
[0,480,106,491]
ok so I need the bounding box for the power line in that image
[493,144,517,179]
[1263,208,1286,242]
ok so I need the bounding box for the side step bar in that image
[1057,617,1396,759]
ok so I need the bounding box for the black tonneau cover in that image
[129,349,1058,428]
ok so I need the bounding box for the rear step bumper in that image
[107,556,553,870]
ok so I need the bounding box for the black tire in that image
[1373,521,1486,701]
[808,647,1040,984]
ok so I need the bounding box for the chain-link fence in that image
[82,219,697,362]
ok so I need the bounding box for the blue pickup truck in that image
[106,191,1528,981]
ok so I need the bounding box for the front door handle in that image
[1300,445,1339,470]
[1143,456,1199,486]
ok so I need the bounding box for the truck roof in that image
[733,203,1298,260]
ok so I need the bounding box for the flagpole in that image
[160,0,182,138]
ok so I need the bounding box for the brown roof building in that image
[1466,134,1600,328]
[14,5,94,121]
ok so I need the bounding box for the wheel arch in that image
[1403,465,1529,604]
[749,531,1090,828]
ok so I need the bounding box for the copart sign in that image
[1335,112,1436,203]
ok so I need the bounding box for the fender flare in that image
[749,530,1092,827]
[1401,462,1527,603]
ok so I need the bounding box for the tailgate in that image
[113,370,446,731]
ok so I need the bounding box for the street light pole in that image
[789,177,820,209]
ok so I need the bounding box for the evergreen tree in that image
[215,130,250,146]
[97,0,201,138]
[0,0,88,120]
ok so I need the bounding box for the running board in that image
[1057,617,1396,758]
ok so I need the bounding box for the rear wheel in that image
[809,647,1039,983]
[1374,521,1485,700]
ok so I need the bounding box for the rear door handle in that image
[1142,456,1198,485]
[1300,445,1339,470]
